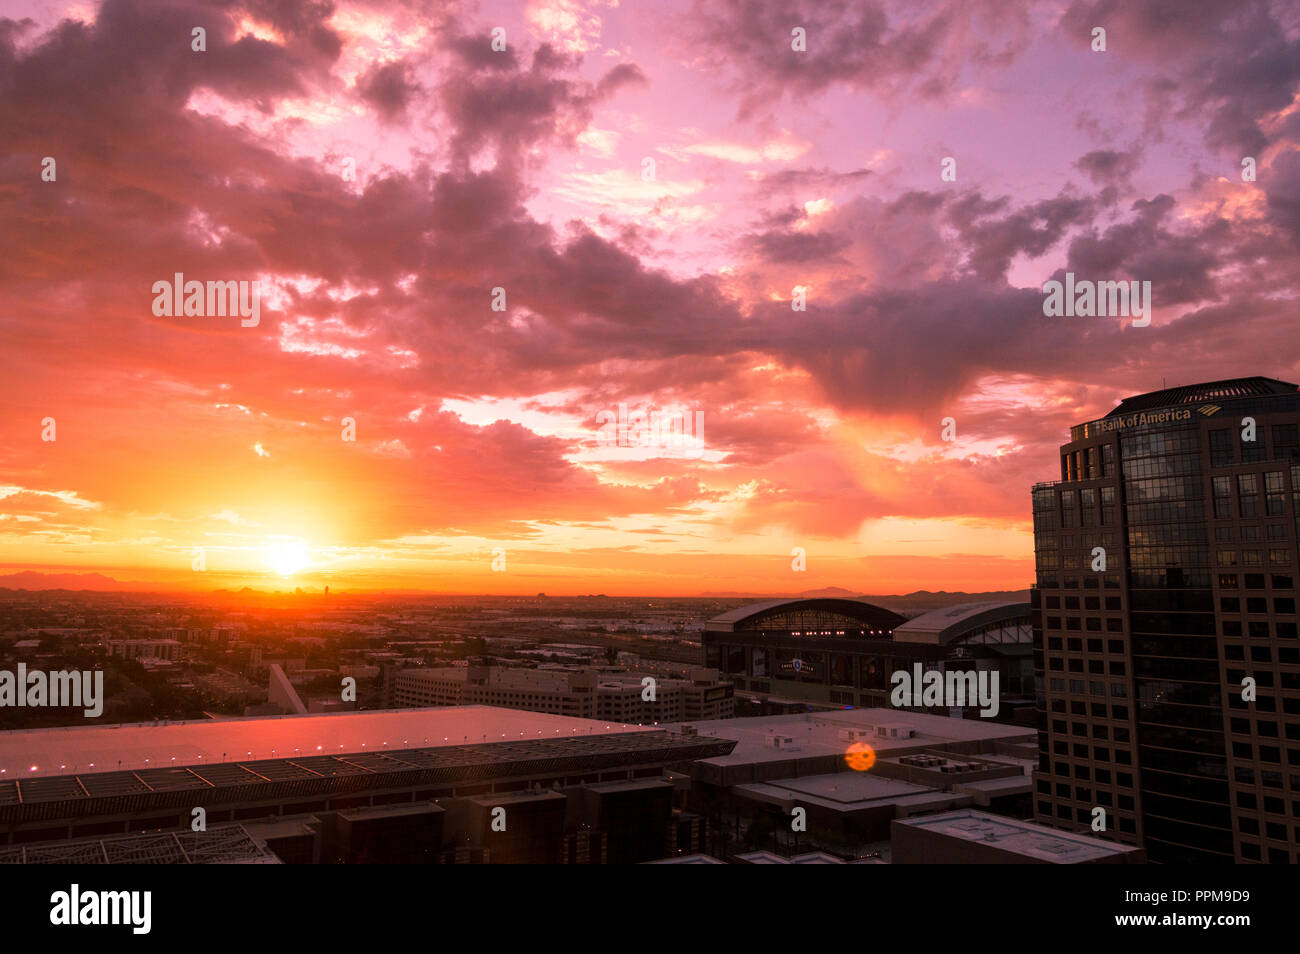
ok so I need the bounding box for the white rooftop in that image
[733,771,937,811]
[0,706,652,778]
[896,810,1140,862]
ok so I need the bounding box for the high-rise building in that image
[1030,377,1300,863]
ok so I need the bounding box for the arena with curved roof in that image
[891,601,1033,648]
[704,598,906,637]
[704,598,1033,720]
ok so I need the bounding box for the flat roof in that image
[337,801,445,821]
[645,854,727,864]
[466,789,567,807]
[0,725,734,823]
[953,775,1034,795]
[582,778,674,795]
[0,823,280,864]
[669,709,1034,768]
[895,810,1140,862]
[0,706,652,778]
[733,771,941,812]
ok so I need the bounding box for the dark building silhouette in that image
[1030,376,1300,863]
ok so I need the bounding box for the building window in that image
[1240,474,1260,517]
[1272,424,1299,459]
[1210,429,1234,467]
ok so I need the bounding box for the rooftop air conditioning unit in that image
[875,724,915,740]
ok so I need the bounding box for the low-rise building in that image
[388,665,734,722]
[105,638,182,661]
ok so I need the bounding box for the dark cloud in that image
[1075,148,1142,200]
[685,0,1035,117]
[1062,0,1300,155]
[439,42,646,169]
[356,57,420,123]
[749,226,851,264]
[1265,148,1300,244]
[948,192,1095,280]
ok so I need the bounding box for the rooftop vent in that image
[875,724,915,740]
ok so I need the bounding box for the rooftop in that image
[1104,376,1299,417]
[670,709,1034,768]
[645,853,727,864]
[0,705,652,779]
[0,823,279,864]
[735,850,851,864]
[704,598,905,633]
[895,809,1141,862]
[892,600,1030,645]
[0,714,734,824]
[733,771,949,813]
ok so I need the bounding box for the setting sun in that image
[264,541,310,577]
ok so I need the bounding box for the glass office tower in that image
[1031,377,1300,863]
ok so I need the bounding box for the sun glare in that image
[265,540,310,577]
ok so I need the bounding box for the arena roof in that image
[892,600,1031,646]
[1105,376,1298,417]
[704,598,906,634]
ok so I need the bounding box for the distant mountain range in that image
[702,587,1024,600]
[0,572,1029,610]
[0,571,134,591]
[696,586,1030,612]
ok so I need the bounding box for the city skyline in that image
[4,0,1300,597]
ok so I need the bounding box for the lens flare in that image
[845,741,876,772]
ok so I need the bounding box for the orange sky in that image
[3,0,1299,594]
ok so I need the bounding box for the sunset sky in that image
[2,0,1299,594]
